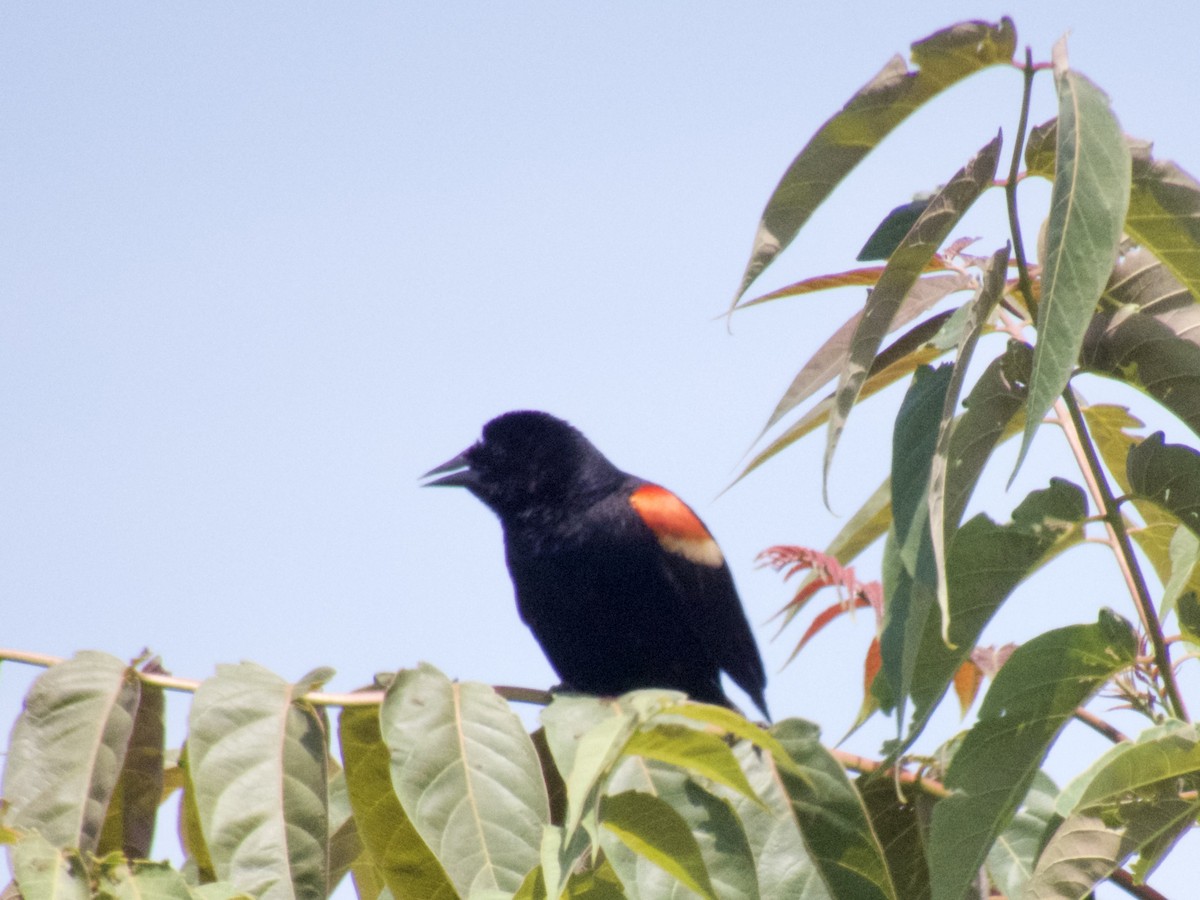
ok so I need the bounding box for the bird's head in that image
[422,411,623,518]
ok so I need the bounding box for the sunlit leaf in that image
[188,662,330,900]
[731,18,1014,305]
[985,770,1059,899]
[2,651,140,852]
[1126,140,1200,301]
[10,832,91,900]
[772,719,897,900]
[826,136,1002,493]
[338,703,456,900]
[1016,46,1132,477]
[927,610,1137,900]
[600,791,717,900]
[622,724,759,805]
[381,663,548,898]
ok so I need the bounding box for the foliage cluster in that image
[6,17,1200,900]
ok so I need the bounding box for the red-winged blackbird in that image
[424,410,770,720]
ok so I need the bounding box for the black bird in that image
[423,410,770,720]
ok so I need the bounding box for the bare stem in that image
[1057,391,1188,721]
[1005,46,1039,319]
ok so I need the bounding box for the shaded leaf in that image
[826,135,1002,491]
[1126,139,1200,302]
[188,662,330,900]
[1081,248,1200,437]
[1,651,139,852]
[337,703,456,900]
[731,18,1014,304]
[600,791,717,900]
[857,197,936,261]
[97,675,165,859]
[858,776,932,900]
[773,719,897,900]
[928,245,1011,641]
[1127,431,1200,537]
[905,478,1088,747]
[1017,48,1132,476]
[985,770,1058,899]
[381,663,548,898]
[927,610,1137,900]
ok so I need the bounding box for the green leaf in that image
[1025,800,1200,900]
[97,858,214,900]
[880,364,953,718]
[602,761,758,900]
[905,479,1088,748]
[857,776,932,900]
[857,197,935,261]
[942,341,1032,529]
[927,610,1138,900]
[325,767,362,896]
[1,651,140,852]
[97,676,165,860]
[773,719,897,900]
[1127,431,1200,537]
[731,18,1014,305]
[985,770,1059,900]
[1016,47,1132,477]
[622,724,759,806]
[728,741,829,899]
[188,662,330,900]
[600,790,718,900]
[1081,248,1200,437]
[1126,139,1200,302]
[928,247,1011,636]
[825,136,1002,492]
[11,832,92,900]
[337,704,456,900]
[381,663,548,898]
[759,272,973,436]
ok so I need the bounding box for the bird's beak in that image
[421,449,477,488]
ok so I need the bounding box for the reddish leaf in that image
[953,660,984,716]
[864,638,883,698]
[792,597,874,660]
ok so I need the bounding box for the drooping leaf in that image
[927,610,1138,900]
[1127,431,1200,537]
[759,272,974,435]
[773,719,898,900]
[928,246,1011,638]
[879,364,953,719]
[1016,45,1132,477]
[97,674,165,859]
[381,663,548,898]
[1081,247,1200,437]
[188,662,330,900]
[737,320,950,483]
[731,18,1015,305]
[337,703,456,900]
[2,651,140,852]
[826,136,1002,492]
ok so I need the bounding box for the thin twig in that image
[1073,707,1130,744]
[1110,867,1170,900]
[1005,46,1039,318]
[1057,392,1188,721]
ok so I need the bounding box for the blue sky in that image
[4,4,1200,895]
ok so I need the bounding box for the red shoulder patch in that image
[629,484,725,568]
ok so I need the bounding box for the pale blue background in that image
[4,4,1199,895]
